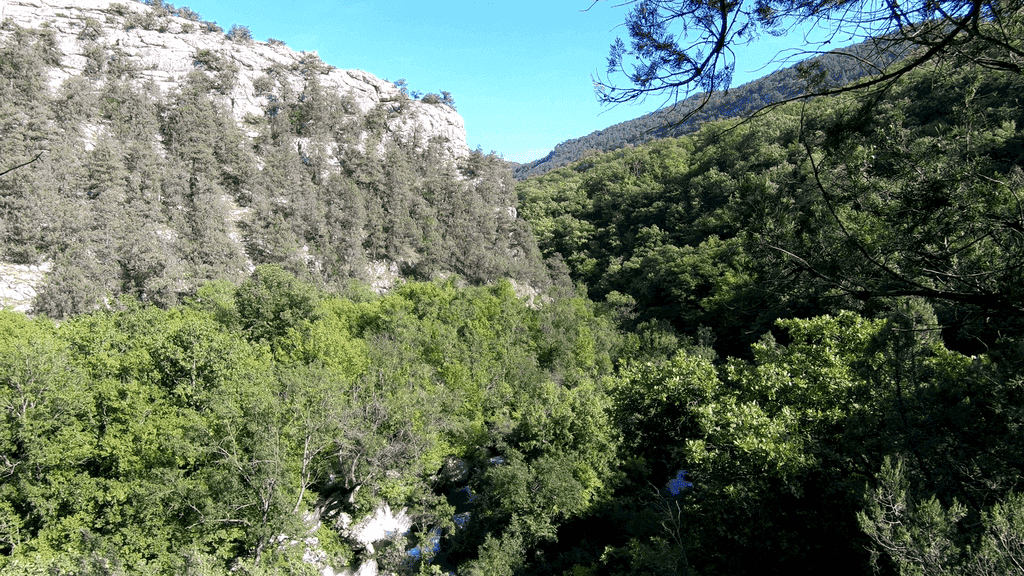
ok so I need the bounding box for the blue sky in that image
[175,1,839,163]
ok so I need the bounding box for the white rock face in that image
[350,503,412,553]
[0,262,51,312]
[0,0,468,156]
[365,260,402,294]
[0,0,474,312]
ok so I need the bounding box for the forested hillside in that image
[514,44,1024,574]
[513,37,910,180]
[3,1,1024,575]
[0,6,549,317]
[518,54,1024,357]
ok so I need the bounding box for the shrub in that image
[176,7,202,21]
[83,43,106,76]
[419,91,456,109]
[226,23,252,43]
[441,91,456,109]
[105,46,139,78]
[192,48,222,70]
[123,11,167,32]
[122,12,147,30]
[77,17,103,42]
[294,52,330,77]
[393,78,410,99]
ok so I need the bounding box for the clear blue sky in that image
[174,0,836,163]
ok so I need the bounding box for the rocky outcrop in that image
[0,262,50,312]
[0,0,468,156]
[348,503,412,555]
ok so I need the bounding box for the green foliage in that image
[0,312,94,557]
[33,249,112,318]
[520,55,1024,358]
[123,9,169,33]
[515,37,905,180]
[782,65,1024,316]
[175,7,203,22]
[596,0,1023,128]
[190,49,239,94]
[2,9,1024,576]
[0,24,61,263]
[313,523,354,569]
[858,457,967,576]
[856,455,1024,574]
[518,136,787,356]
[235,264,323,347]
[601,312,884,574]
[106,3,130,16]
[970,492,1024,574]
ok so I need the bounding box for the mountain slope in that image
[517,46,1024,355]
[513,37,910,180]
[1,0,468,153]
[0,0,551,316]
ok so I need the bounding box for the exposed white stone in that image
[351,503,412,550]
[0,262,51,312]
[0,0,468,156]
[366,260,402,294]
[0,1,484,306]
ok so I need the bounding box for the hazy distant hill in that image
[513,38,911,180]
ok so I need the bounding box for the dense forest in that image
[3,2,1024,576]
[515,42,1024,575]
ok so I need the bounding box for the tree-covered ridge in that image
[0,17,548,318]
[518,52,1024,357]
[512,37,909,180]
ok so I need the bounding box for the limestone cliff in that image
[0,0,468,155]
[2,0,540,315]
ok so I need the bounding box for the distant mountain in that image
[513,37,911,180]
